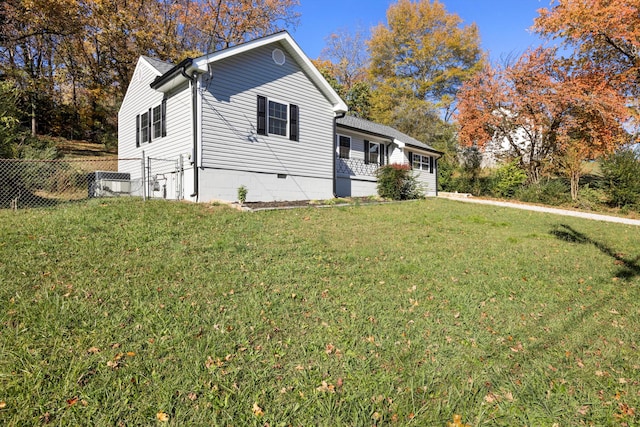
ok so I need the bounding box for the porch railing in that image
[336,157,381,177]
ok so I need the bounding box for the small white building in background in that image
[118,31,442,202]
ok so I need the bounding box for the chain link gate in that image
[145,155,185,201]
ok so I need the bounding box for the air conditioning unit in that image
[88,171,131,198]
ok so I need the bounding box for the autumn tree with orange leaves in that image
[456,47,629,199]
[0,0,299,147]
[534,0,640,99]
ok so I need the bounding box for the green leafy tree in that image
[0,80,22,157]
[492,160,527,198]
[368,0,484,125]
[601,148,640,208]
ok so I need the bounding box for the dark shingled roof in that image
[336,115,441,154]
[142,56,175,74]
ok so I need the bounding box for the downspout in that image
[333,112,346,198]
[181,66,199,200]
[435,156,439,196]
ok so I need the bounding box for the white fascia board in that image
[192,32,348,114]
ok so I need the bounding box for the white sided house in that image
[118,31,441,202]
[336,115,441,197]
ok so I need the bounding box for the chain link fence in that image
[0,157,144,209]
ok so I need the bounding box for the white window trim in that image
[267,98,289,138]
[412,153,431,171]
[140,110,150,144]
[337,134,351,159]
[367,141,380,164]
[152,105,162,139]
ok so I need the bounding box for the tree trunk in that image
[570,170,580,201]
[31,102,36,137]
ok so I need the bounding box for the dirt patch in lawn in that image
[243,197,390,210]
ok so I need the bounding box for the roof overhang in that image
[150,58,204,92]
[336,123,394,142]
[150,32,348,113]
[396,140,444,158]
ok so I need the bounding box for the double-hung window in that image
[364,140,381,165]
[337,135,351,159]
[411,153,434,173]
[268,100,287,136]
[152,105,162,139]
[136,99,166,147]
[257,95,299,141]
[140,111,150,145]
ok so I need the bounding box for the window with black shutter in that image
[365,140,379,165]
[257,95,299,139]
[136,114,140,147]
[257,95,267,135]
[136,101,166,146]
[289,104,299,141]
[338,135,350,159]
[161,98,167,137]
[140,111,150,143]
[152,105,162,139]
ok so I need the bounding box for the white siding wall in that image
[334,129,388,198]
[198,43,336,201]
[118,59,194,196]
[387,145,438,197]
[388,145,408,165]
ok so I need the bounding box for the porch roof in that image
[336,115,443,156]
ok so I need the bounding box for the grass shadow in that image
[550,223,640,280]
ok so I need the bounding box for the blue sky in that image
[292,0,549,62]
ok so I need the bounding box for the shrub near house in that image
[376,163,424,200]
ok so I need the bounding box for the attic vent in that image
[272,48,286,65]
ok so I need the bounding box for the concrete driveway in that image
[438,193,640,226]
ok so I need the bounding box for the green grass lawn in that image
[1,198,638,426]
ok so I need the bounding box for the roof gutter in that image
[150,58,194,90]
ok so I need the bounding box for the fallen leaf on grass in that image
[510,342,524,352]
[484,392,499,403]
[87,347,100,354]
[252,402,264,417]
[316,380,335,393]
[577,405,590,416]
[66,397,78,407]
[156,411,169,422]
[447,414,471,427]
[0,401,6,409]
[618,403,636,416]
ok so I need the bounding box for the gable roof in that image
[337,115,442,156]
[149,31,348,113]
[141,56,175,75]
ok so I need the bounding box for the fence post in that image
[147,155,151,200]
[141,151,146,201]
[178,155,184,200]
